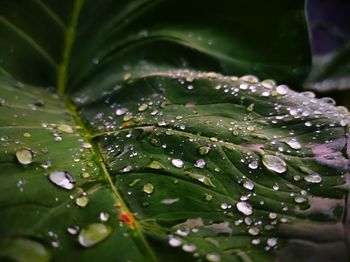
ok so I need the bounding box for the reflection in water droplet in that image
[49,171,75,190]
[262,155,287,174]
[16,149,33,165]
[236,202,253,216]
[78,223,112,247]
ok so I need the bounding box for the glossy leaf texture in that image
[1,72,350,261]
[0,0,349,262]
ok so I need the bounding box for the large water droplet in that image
[16,149,33,165]
[236,202,253,216]
[304,173,322,184]
[286,140,301,150]
[171,159,184,168]
[78,223,112,247]
[49,171,75,190]
[262,155,287,174]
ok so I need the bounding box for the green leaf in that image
[0,0,311,88]
[1,1,348,262]
[1,71,349,261]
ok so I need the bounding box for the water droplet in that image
[147,160,164,170]
[76,195,89,207]
[276,85,289,95]
[248,160,258,169]
[269,212,277,219]
[49,171,75,190]
[115,107,128,116]
[168,235,182,247]
[67,226,79,235]
[243,181,254,191]
[286,140,301,150]
[82,142,92,149]
[236,202,253,216]
[205,194,213,202]
[171,159,184,168]
[23,132,31,138]
[138,103,148,112]
[206,253,221,262]
[16,149,33,165]
[194,159,206,168]
[221,203,229,210]
[304,173,322,184]
[305,121,312,127]
[182,243,196,252]
[295,196,307,203]
[262,155,287,174]
[57,124,73,133]
[248,227,260,236]
[161,198,179,205]
[267,238,277,247]
[143,183,154,194]
[198,146,210,156]
[78,223,112,247]
[99,212,109,222]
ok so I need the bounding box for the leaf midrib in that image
[57,2,157,260]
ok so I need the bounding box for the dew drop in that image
[67,226,79,235]
[206,253,221,262]
[115,108,128,116]
[78,223,111,247]
[143,183,154,194]
[198,146,210,156]
[304,173,322,184]
[267,238,277,247]
[236,202,253,216]
[276,85,289,95]
[76,195,89,207]
[286,140,301,150]
[49,171,75,190]
[243,181,254,191]
[99,212,109,222]
[248,160,258,169]
[138,103,148,112]
[194,159,206,168]
[57,124,73,133]
[262,155,287,174]
[182,243,196,252]
[248,227,260,236]
[168,236,182,247]
[16,149,33,165]
[171,159,184,168]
